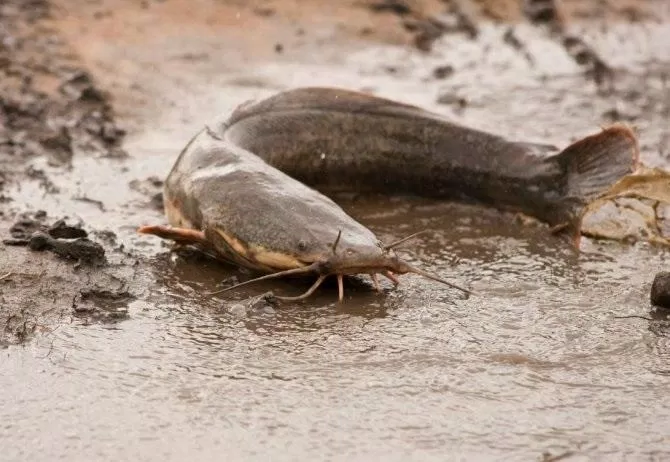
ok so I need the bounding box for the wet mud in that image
[2,0,670,460]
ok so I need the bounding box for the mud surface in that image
[2,0,670,460]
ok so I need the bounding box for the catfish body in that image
[162,126,390,274]
[141,86,640,299]
[219,87,639,228]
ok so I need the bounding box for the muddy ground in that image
[1,0,670,461]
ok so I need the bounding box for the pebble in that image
[651,272,670,309]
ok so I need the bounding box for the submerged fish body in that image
[139,87,643,299]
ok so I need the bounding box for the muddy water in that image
[3,2,670,460]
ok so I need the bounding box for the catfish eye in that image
[297,240,308,251]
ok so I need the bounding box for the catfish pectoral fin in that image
[137,224,207,245]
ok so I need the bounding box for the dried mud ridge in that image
[1,210,138,345]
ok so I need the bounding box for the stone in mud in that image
[432,65,454,79]
[651,272,670,309]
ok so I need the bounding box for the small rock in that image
[651,272,670,309]
[368,0,412,16]
[432,65,454,79]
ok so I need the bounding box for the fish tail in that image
[553,123,641,240]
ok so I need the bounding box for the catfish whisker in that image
[332,229,342,254]
[337,274,344,302]
[207,262,320,295]
[383,230,430,251]
[401,263,473,295]
[275,275,328,301]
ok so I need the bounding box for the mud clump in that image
[368,0,412,16]
[432,64,454,79]
[3,211,106,266]
[26,232,106,266]
[651,272,670,310]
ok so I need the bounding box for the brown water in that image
[2,1,670,460]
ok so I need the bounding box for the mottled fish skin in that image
[219,87,640,228]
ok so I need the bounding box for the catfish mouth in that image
[209,241,473,302]
[141,222,472,302]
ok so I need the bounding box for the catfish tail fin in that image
[553,124,641,244]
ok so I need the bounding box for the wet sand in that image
[1,0,670,460]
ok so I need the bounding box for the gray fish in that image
[139,87,640,300]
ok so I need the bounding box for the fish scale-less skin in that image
[158,87,639,273]
[164,130,384,268]
[222,87,636,227]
